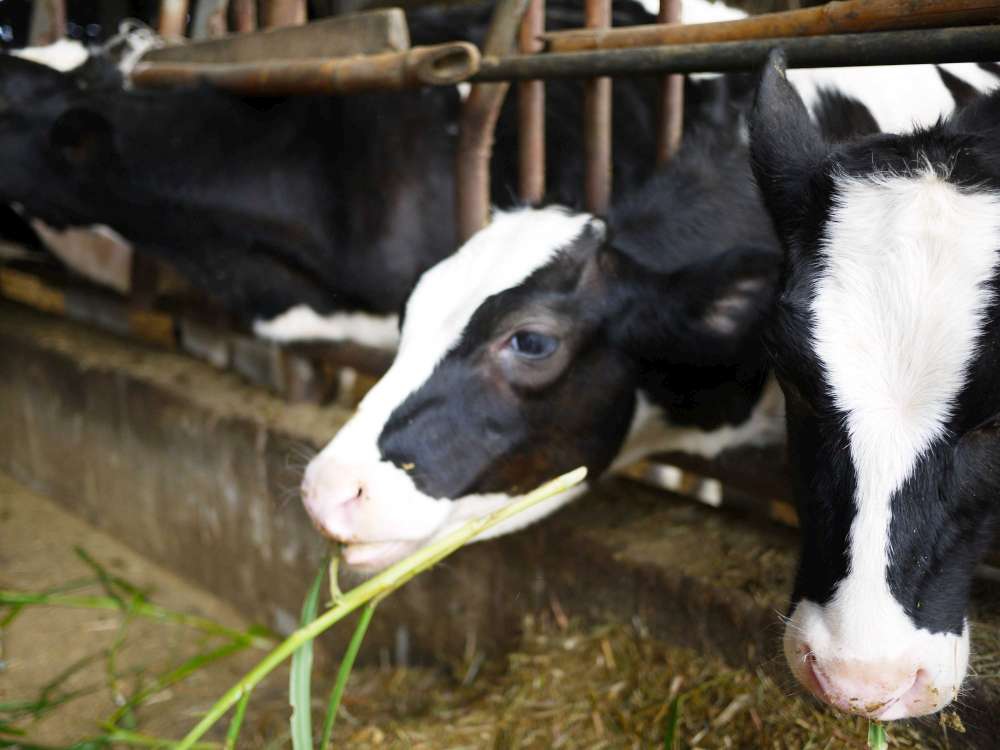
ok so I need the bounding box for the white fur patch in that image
[254,305,400,350]
[788,63,998,134]
[31,220,133,294]
[12,39,89,71]
[612,376,785,471]
[790,171,1000,706]
[634,0,746,24]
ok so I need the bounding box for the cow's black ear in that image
[749,49,826,241]
[50,108,113,169]
[950,85,1000,133]
[672,243,782,342]
[609,244,782,364]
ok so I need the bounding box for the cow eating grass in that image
[302,126,785,570]
[750,49,1000,720]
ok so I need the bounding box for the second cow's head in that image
[303,131,783,571]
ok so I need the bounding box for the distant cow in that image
[750,49,1000,720]
[0,0,715,348]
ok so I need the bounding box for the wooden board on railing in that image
[142,8,411,64]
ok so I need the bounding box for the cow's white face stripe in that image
[808,171,1000,651]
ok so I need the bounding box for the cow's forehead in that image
[354,207,597,436]
[816,171,1000,474]
[399,207,597,354]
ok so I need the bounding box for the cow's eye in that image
[507,331,558,360]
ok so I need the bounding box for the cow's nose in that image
[803,650,925,719]
[300,462,366,542]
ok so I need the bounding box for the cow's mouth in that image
[341,540,422,571]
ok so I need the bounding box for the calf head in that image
[750,50,1000,719]
[304,134,783,571]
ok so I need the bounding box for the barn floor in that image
[0,472,972,749]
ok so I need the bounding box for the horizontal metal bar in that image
[473,24,1000,80]
[542,0,1000,53]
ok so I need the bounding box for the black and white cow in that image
[0,0,699,349]
[749,49,1000,720]
[301,51,999,571]
[301,123,786,569]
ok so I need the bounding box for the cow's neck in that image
[612,369,784,471]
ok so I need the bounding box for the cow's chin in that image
[341,540,423,572]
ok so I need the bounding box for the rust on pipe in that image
[584,0,612,215]
[231,0,258,33]
[456,0,531,242]
[657,0,684,164]
[474,25,1000,79]
[29,0,67,45]
[262,0,307,29]
[159,0,190,39]
[518,0,546,205]
[131,43,481,95]
[543,0,1000,52]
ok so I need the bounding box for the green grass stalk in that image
[175,466,587,750]
[321,600,378,748]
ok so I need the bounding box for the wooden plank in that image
[132,43,480,95]
[0,268,65,316]
[142,9,411,65]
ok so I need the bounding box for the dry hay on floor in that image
[323,615,962,750]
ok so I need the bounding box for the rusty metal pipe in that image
[29,0,67,45]
[262,0,307,29]
[159,0,190,39]
[193,0,230,39]
[584,0,612,215]
[518,0,546,205]
[231,0,258,33]
[473,25,1000,80]
[542,0,1000,52]
[657,0,684,164]
[131,43,481,95]
[456,0,531,242]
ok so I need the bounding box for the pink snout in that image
[300,461,366,543]
[799,650,937,720]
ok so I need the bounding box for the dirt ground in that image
[0,471,969,749]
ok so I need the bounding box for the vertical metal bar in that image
[262,0,307,29]
[456,0,531,242]
[193,0,231,39]
[657,0,684,164]
[159,0,190,39]
[28,0,67,45]
[231,0,258,33]
[583,0,612,215]
[518,0,546,205]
